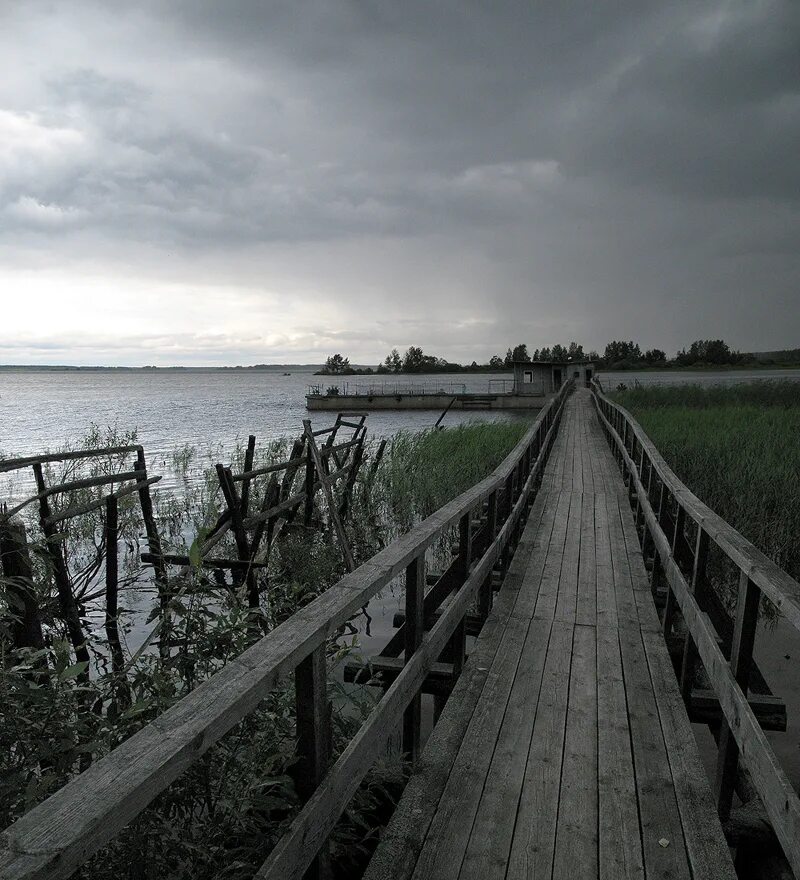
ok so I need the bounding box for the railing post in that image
[0,520,44,651]
[479,491,498,621]
[402,554,425,764]
[680,528,710,703]
[715,571,761,821]
[295,644,332,878]
[453,512,472,677]
[304,438,315,526]
[662,503,685,637]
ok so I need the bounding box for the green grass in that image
[611,382,800,584]
[372,421,529,532]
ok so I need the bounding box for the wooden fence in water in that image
[0,384,571,880]
[590,380,800,877]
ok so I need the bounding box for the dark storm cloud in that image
[0,0,798,360]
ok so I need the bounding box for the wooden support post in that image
[104,496,129,709]
[295,644,332,879]
[303,422,356,572]
[680,528,710,703]
[240,435,257,517]
[135,451,168,608]
[304,436,315,526]
[0,520,44,651]
[32,463,91,681]
[662,503,685,637]
[716,572,761,821]
[216,465,259,612]
[402,554,425,764]
[451,511,471,677]
[479,491,498,621]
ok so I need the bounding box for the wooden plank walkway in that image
[365,390,735,880]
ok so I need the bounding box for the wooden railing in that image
[0,381,572,880]
[590,381,800,876]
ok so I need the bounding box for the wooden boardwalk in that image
[366,390,735,880]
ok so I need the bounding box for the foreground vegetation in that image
[611,382,800,594]
[0,418,527,879]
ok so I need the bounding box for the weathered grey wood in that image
[642,630,736,879]
[51,475,161,526]
[457,617,552,880]
[294,644,331,879]
[715,571,761,821]
[591,388,800,877]
[0,445,143,475]
[552,623,598,879]
[409,614,539,880]
[31,463,90,682]
[0,381,572,880]
[505,620,573,880]
[596,624,644,880]
[303,422,355,571]
[402,554,425,762]
[0,522,44,651]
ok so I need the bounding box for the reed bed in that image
[611,381,800,585]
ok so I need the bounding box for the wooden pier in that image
[3,381,800,880]
[365,391,735,880]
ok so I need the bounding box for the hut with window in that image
[513,359,595,395]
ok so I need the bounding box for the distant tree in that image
[539,346,552,360]
[643,348,667,364]
[685,339,733,365]
[567,341,585,360]
[551,343,568,361]
[511,343,531,362]
[383,348,403,373]
[531,349,540,361]
[323,353,350,374]
[604,340,642,366]
[503,348,514,368]
[403,345,426,372]
[587,350,600,362]
[488,354,505,369]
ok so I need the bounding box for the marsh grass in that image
[1,417,529,879]
[611,382,800,609]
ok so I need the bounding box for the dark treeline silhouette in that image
[316,339,794,375]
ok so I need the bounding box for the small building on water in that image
[306,358,595,411]
[512,359,595,395]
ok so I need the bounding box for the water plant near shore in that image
[0,416,529,878]
[611,381,800,613]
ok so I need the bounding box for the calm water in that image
[3,366,800,780]
[0,369,528,468]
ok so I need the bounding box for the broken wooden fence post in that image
[295,644,332,879]
[0,519,45,652]
[402,553,425,763]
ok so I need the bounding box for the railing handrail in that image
[0,382,573,880]
[589,379,800,877]
[590,380,800,627]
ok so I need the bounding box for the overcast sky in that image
[0,1,798,366]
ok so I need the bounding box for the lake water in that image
[3,366,800,784]
[0,369,529,469]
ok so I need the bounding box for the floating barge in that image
[306,359,595,410]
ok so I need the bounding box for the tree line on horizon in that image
[318,339,790,375]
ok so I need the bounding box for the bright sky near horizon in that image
[0,1,798,366]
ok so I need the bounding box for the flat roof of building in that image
[513,359,595,367]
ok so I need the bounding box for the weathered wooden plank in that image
[576,488,597,626]
[642,630,736,880]
[408,614,535,880]
[618,624,692,879]
[552,623,598,879]
[457,616,553,879]
[596,624,644,880]
[505,619,573,880]
[362,599,513,880]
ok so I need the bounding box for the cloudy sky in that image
[0,1,798,366]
